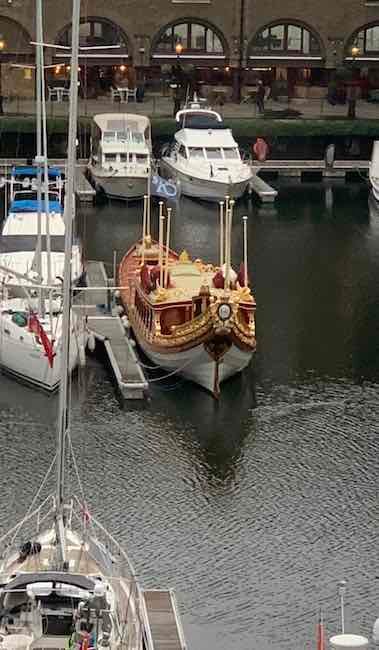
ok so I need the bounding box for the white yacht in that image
[369,140,379,201]
[160,99,253,201]
[87,113,152,200]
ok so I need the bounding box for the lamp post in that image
[0,37,5,115]
[348,44,360,118]
[175,41,183,60]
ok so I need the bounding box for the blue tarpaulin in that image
[11,166,62,178]
[10,199,63,213]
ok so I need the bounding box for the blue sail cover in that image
[9,199,63,213]
[11,166,62,179]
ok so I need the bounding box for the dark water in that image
[1,181,379,649]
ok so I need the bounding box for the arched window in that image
[0,16,32,54]
[154,21,224,55]
[57,17,128,52]
[249,22,321,56]
[350,24,379,55]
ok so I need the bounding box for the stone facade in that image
[0,0,378,70]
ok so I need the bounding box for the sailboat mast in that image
[35,0,43,315]
[38,1,53,327]
[55,0,80,562]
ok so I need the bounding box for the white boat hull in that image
[369,141,379,201]
[369,172,379,202]
[0,306,86,390]
[88,168,148,200]
[160,160,252,202]
[135,333,253,395]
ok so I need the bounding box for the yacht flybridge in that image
[160,99,253,201]
[87,113,152,200]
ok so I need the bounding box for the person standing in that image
[256,80,265,114]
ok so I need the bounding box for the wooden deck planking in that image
[142,590,185,650]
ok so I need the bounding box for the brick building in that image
[0,0,378,100]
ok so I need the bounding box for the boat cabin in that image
[0,571,112,648]
[90,113,151,174]
[10,190,63,215]
[172,108,242,166]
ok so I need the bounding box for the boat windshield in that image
[205,148,223,160]
[13,190,60,202]
[223,148,240,159]
[103,130,145,145]
[189,147,205,159]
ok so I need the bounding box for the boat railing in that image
[70,497,147,650]
[0,494,56,565]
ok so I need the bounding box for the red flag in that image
[80,503,91,524]
[28,313,55,368]
[317,610,325,650]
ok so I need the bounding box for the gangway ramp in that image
[142,589,187,650]
[249,173,278,202]
[74,261,148,400]
[87,315,148,399]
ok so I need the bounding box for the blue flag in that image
[150,174,178,200]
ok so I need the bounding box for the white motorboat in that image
[0,7,188,650]
[87,113,152,200]
[160,98,253,202]
[369,140,379,201]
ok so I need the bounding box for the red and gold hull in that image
[119,240,256,397]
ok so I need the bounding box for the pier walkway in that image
[253,159,370,179]
[142,589,187,650]
[74,261,148,400]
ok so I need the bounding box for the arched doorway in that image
[346,24,379,100]
[54,17,131,100]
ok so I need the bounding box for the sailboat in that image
[0,3,187,650]
[0,166,83,294]
[0,0,85,390]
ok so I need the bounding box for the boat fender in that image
[116,305,124,316]
[114,289,121,299]
[79,343,86,367]
[87,333,96,352]
[121,316,130,330]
